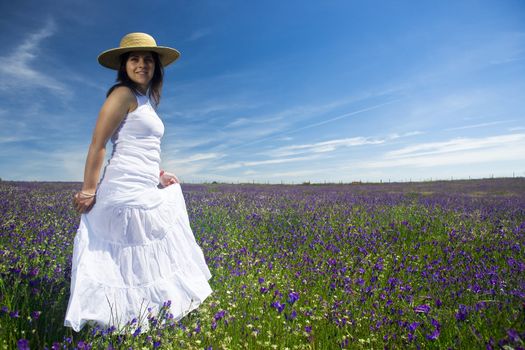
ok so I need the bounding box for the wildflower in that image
[455,304,468,321]
[408,321,420,332]
[271,301,286,313]
[30,310,41,321]
[427,329,440,340]
[77,341,91,349]
[214,310,226,321]
[132,327,142,337]
[414,304,430,314]
[17,339,29,350]
[305,325,312,333]
[10,310,20,318]
[288,291,300,305]
[285,310,297,321]
[507,329,520,343]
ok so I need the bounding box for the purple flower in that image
[30,310,41,321]
[258,277,265,284]
[17,339,29,350]
[305,325,312,333]
[153,341,161,348]
[132,327,142,337]
[285,309,297,321]
[455,304,468,321]
[77,341,92,349]
[426,328,440,340]
[9,310,20,318]
[29,267,39,277]
[214,310,226,321]
[408,332,416,342]
[271,301,286,313]
[408,321,420,332]
[288,291,300,305]
[507,329,520,343]
[414,304,431,314]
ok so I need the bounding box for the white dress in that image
[64,91,213,332]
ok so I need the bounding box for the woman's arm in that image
[73,86,136,213]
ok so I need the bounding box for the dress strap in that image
[133,89,158,110]
[133,91,149,107]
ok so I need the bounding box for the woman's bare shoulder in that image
[107,85,135,102]
[105,85,137,113]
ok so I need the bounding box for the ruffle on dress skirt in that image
[64,184,213,333]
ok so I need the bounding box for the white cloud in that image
[445,120,515,131]
[186,28,212,42]
[262,137,384,157]
[358,133,525,169]
[259,131,422,158]
[0,19,70,97]
[215,154,322,171]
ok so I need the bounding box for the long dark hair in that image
[106,51,164,107]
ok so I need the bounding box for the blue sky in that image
[0,0,524,183]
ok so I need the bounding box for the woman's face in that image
[126,51,155,93]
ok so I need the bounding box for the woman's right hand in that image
[160,170,180,187]
[72,191,96,214]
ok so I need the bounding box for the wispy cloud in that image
[186,28,212,42]
[262,137,384,158]
[229,100,398,150]
[445,120,515,131]
[358,133,525,169]
[215,154,322,171]
[0,19,70,97]
[259,131,422,158]
[161,152,226,180]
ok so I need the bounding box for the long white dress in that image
[64,91,213,332]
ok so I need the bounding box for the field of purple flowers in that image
[0,178,524,349]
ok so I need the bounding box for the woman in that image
[64,32,213,333]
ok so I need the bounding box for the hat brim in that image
[97,46,181,70]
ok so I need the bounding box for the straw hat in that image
[97,32,180,70]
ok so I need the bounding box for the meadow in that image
[0,178,524,349]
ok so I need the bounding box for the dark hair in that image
[106,51,164,107]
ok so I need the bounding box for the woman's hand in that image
[72,191,96,214]
[160,170,180,187]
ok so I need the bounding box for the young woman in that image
[65,32,213,332]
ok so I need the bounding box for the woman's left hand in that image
[160,170,180,187]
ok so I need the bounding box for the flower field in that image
[0,179,524,349]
